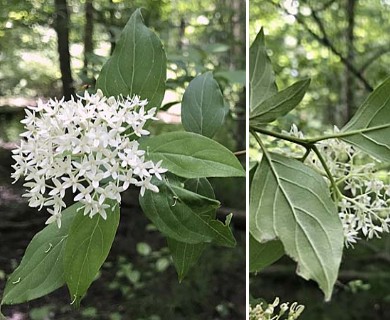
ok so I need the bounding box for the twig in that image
[267,0,373,92]
[359,47,390,73]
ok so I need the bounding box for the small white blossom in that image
[13,90,167,227]
[249,297,305,320]
[305,127,390,247]
[279,125,390,247]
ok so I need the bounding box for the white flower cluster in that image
[249,297,305,320]
[307,127,390,247]
[280,125,390,247]
[12,90,167,228]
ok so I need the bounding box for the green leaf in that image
[181,72,226,138]
[249,235,284,273]
[96,9,166,110]
[249,154,343,301]
[214,70,246,85]
[249,28,277,111]
[250,79,310,124]
[64,202,120,306]
[139,131,245,178]
[167,178,216,281]
[1,203,80,305]
[185,177,216,206]
[341,77,390,162]
[139,177,236,247]
[167,239,206,281]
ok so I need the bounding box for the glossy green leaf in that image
[249,235,284,273]
[249,28,277,111]
[167,178,216,281]
[250,79,310,124]
[1,203,80,305]
[341,77,390,162]
[96,9,166,110]
[250,154,343,301]
[139,132,245,178]
[182,72,226,138]
[64,202,120,306]
[140,177,236,247]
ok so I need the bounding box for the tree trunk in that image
[344,0,356,124]
[108,0,116,55]
[178,18,186,49]
[83,0,94,82]
[230,0,246,151]
[54,0,74,99]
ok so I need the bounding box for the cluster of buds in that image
[249,297,305,320]
[12,90,167,227]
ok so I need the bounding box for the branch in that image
[258,265,390,279]
[317,0,337,12]
[359,47,390,73]
[300,9,373,91]
[267,0,373,92]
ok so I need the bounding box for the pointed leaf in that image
[167,178,215,280]
[139,132,245,178]
[1,203,80,305]
[64,202,120,306]
[341,77,390,162]
[139,177,236,247]
[96,9,166,110]
[249,28,277,111]
[249,235,284,273]
[249,154,343,300]
[167,239,206,281]
[250,79,310,124]
[181,72,226,138]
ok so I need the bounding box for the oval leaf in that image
[167,178,215,281]
[341,77,390,162]
[250,79,310,124]
[181,72,226,138]
[1,203,80,305]
[249,28,277,111]
[249,235,284,273]
[167,239,206,282]
[96,9,166,110]
[64,202,120,306]
[139,131,245,178]
[249,154,343,301]
[139,177,236,247]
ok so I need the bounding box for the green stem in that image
[250,129,270,158]
[307,123,390,143]
[300,148,312,162]
[312,145,342,201]
[251,123,390,146]
[250,125,310,147]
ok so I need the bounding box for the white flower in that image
[135,176,159,196]
[149,160,168,180]
[281,124,390,247]
[13,90,167,227]
[306,127,390,247]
